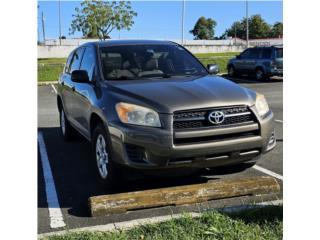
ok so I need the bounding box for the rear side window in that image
[261,48,272,59]
[69,47,84,73]
[248,48,261,59]
[80,47,96,81]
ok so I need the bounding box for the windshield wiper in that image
[109,76,139,81]
[140,73,172,79]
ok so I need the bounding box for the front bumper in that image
[107,107,275,170]
[269,67,283,76]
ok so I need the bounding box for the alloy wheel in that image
[95,134,109,179]
[256,69,264,80]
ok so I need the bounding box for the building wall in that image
[38,38,282,58]
[38,44,247,58]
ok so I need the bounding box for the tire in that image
[228,65,236,78]
[59,108,77,141]
[255,68,265,81]
[91,123,121,188]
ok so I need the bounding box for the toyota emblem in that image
[208,111,225,124]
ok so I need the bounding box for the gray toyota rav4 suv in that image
[57,40,276,186]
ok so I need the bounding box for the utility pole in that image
[181,0,185,45]
[42,11,46,44]
[58,0,62,45]
[246,0,249,47]
[234,24,237,45]
[37,5,40,44]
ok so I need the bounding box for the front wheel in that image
[228,65,236,78]
[255,68,266,81]
[92,123,121,188]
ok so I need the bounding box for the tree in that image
[248,15,272,39]
[190,17,217,40]
[222,15,272,39]
[69,0,137,40]
[221,21,246,39]
[271,22,283,38]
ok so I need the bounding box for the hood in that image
[107,75,255,113]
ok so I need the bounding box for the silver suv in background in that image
[227,46,283,81]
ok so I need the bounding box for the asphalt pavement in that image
[38,76,283,234]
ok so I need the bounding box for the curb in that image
[89,176,280,217]
[38,81,58,86]
[37,199,282,239]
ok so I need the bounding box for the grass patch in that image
[44,206,282,240]
[38,58,67,64]
[38,64,64,82]
[195,52,239,73]
[37,52,240,82]
[194,52,240,58]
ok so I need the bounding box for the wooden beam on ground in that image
[89,176,280,217]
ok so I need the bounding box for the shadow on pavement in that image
[39,127,247,218]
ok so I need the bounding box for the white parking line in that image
[275,119,283,123]
[253,165,283,181]
[38,132,66,229]
[51,84,57,94]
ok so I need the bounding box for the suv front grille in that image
[173,106,256,130]
[173,130,259,145]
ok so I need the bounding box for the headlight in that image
[115,102,161,127]
[255,93,270,117]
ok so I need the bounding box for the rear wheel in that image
[59,108,77,141]
[92,123,121,188]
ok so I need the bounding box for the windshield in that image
[99,44,207,81]
[275,48,283,58]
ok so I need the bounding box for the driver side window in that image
[80,47,96,81]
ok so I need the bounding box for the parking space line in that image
[275,119,283,123]
[253,165,283,181]
[51,84,57,94]
[38,131,66,229]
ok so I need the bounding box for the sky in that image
[37,0,283,41]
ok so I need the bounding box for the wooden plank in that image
[89,176,280,217]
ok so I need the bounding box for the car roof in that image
[253,45,283,49]
[81,39,177,48]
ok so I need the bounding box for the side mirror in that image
[207,64,219,75]
[236,55,241,59]
[71,70,90,83]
